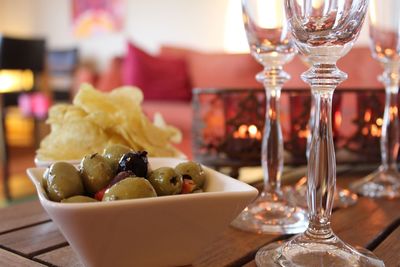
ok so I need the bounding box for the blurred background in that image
[0,0,381,205]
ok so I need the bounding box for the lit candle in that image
[248,124,258,138]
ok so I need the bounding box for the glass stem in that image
[262,86,283,192]
[379,64,400,171]
[306,90,336,238]
[302,63,346,239]
[306,95,316,160]
[258,66,289,194]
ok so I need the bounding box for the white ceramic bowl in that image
[34,157,81,168]
[34,151,187,168]
[27,157,258,267]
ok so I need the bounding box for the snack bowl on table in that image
[27,157,258,267]
[34,151,187,168]
[34,157,81,168]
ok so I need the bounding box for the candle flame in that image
[248,124,258,137]
[334,111,342,129]
[364,109,372,122]
[233,124,262,140]
[370,124,381,137]
[298,129,310,139]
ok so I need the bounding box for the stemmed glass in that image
[283,54,357,208]
[285,96,358,208]
[350,0,400,198]
[255,0,385,266]
[232,0,308,234]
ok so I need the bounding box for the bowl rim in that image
[27,158,258,209]
[34,152,188,167]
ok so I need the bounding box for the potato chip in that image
[36,83,183,161]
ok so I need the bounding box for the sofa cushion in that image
[160,46,263,89]
[122,42,191,101]
[97,57,124,92]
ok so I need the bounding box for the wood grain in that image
[34,246,83,267]
[332,197,400,248]
[192,227,280,267]
[1,166,399,267]
[374,226,400,267]
[30,226,280,267]
[0,221,66,257]
[0,200,49,234]
[232,197,400,267]
[0,248,45,267]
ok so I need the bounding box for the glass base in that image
[283,177,358,208]
[256,232,385,267]
[231,191,308,234]
[350,166,400,198]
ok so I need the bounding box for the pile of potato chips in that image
[36,84,183,160]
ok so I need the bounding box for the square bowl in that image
[34,152,187,168]
[34,157,81,168]
[27,157,258,267]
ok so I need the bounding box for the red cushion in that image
[160,46,263,89]
[122,42,191,101]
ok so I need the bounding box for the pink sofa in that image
[74,44,383,159]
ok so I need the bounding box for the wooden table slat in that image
[374,225,400,267]
[30,196,400,267]
[34,246,83,267]
[331,197,400,248]
[0,221,67,257]
[0,201,49,234]
[1,166,399,267]
[0,248,45,267]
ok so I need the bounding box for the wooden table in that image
[0,166,399,267]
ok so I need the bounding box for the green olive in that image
[103,177,157,201]
[148,167,183,196]
[102,144,133,173]
[43,162,84,202]
[80,153,114,194]
[61,195,98,203]
[175,161,206,189]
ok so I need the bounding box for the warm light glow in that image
[362,127,369,135]
[364,109,372,122]
[376,118,383,126]
[312,0,324,9]
[334,111,342,129]
[223,0,249,53]
[233,124,262,140]
[298,129,310,139]
[385,48,394,56]
[248,124,258,138]
[370,124,381,137]
[390,106,398,116]
[0,70,34,93]
[5,107,35,146]
[239,124,248,136]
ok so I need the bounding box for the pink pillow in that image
[122,42,191,101]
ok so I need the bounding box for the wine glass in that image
[350,0,400,198]
[284,93,358,208]
[255,0,385,266]
[231,0,308,234]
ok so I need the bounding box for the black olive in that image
[118,151,149,178]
